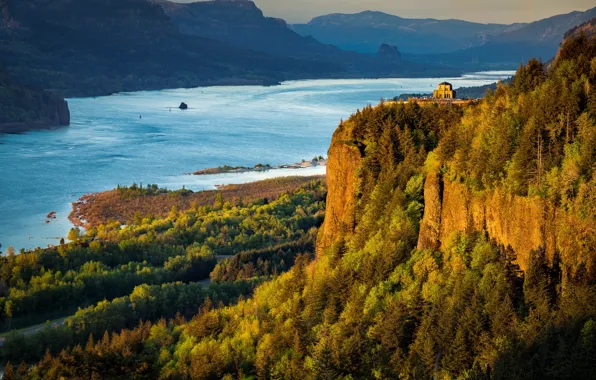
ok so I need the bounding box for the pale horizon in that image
[176,0,595,24]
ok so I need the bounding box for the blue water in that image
[0,72,513,251]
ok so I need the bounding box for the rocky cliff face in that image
[0,98,69,133]
[416,171,442,251]
[316,123,362,254]
[319,119,590,273]
[416,172,582,272]
[0,66,70,133]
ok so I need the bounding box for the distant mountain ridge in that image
[292,11,523,54]
[434,7,596,67]
[152,0,460,79]
[292,7,596,68]
[564,17,596,40]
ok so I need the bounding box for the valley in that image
[0,1,595,378]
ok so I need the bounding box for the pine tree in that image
[4,361,15,380]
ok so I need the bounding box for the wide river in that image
[0,72,513,251]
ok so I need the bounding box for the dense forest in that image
[0,178,325,358]
[70,177,324,228]
[2,28,596,380]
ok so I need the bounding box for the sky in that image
[183,0,595,24]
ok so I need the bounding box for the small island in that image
[192,156,327,176]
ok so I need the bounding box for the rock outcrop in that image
[319,119,591,272]
[0,66,70,133]
[376,43,402,62]
[316,123,362,254]
[0,99,69,132]
[416,172,442,251]
[417,171,576,271]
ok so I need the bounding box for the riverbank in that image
[70,175,325,229]
[192,158,327,176]
[0,73,509,251]
[0,68,71,134]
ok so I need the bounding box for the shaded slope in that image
[0,66,69,133]
[155,0,461,79]
[0,0,338,97]
[409,7,596,68]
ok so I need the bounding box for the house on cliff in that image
[433,82,456,99]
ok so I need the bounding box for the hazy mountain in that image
[153,0,459,79]
[292,7,596,68]
[564,17,596,40]
[422,7,596,68]
[292,11,523,54]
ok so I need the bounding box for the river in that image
[0,72,513,251]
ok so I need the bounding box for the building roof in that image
[439,81,452,86]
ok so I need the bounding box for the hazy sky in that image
[184,0,595,24]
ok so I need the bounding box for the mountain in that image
[0,0,459,98]
[153,0,343,60]
[153,0,459,80]
[376,43,402,62]
[564,17,596,40]
[0,0,313,97]
[292,11,522,54]
[0,66,70,133]
[416,7,596,68]
[293,7,596,68]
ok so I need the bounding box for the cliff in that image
[320,102,593,275]
[318,119,590,272]
[316,122,362,253]
[0,67,70,133]
[416,172,552,271]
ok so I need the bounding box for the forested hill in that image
[0,0,303,97]
[0,67,69,132]
[0,0,457,98]
[6,25,596,380]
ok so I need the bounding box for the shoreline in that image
[191,158,327,177]
[59,70,515,100]
[69,174,326,229]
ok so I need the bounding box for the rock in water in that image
[179,102,188,110]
